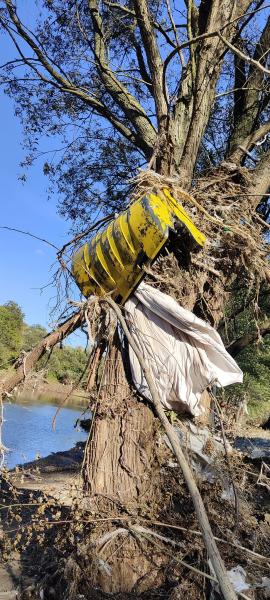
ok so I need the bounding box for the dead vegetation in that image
[0,422,269,600]
[130,168,270,329]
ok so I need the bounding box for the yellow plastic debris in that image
[72,188,206,304]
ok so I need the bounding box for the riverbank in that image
[1,428,270,600]
[7,442,86,507]
[16,378,89,404]
[1,423,270,600]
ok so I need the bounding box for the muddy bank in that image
[7,426,270,494]
[7,442,86,511]
[16,441,86,473]
[0,444,88,598]
[1,427,269,600]
[16,379,89,404]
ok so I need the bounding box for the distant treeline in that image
[0,301,88,384]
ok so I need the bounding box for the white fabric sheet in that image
[126,283,243,416]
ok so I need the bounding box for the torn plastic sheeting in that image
[164,424,224,483]
[126,283,243,416]
[165,422,229,465]
[259,577,270,598]
[225,566,251,593]
[164,423,234,485]
[209,564,251,599]
[234,437,270,459]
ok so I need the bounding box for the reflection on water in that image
[2,395,88,470]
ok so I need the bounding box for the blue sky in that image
[0,90,75,324]
[0,24,84,345]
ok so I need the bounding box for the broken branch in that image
[0,310,83,399]
[218,33,270,76]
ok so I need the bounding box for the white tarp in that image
[125,283,243,416]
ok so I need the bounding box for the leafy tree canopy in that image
[43,346,88,384]
[0,301,24,366]
[0,0,269,229]
[22,323,47,350]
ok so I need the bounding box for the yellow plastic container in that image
[72,188,206,304]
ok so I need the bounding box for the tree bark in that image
[229,16,270,154]
[227,320,270,357]
[83,328,162,593]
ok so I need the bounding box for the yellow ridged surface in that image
[72,189,206,304]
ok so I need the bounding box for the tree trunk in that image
[81,159,228,594]
[82,327,163,593]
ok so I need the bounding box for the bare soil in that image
[0,425,269,600]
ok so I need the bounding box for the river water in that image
[2,398,269,471]
[2,396,88,470]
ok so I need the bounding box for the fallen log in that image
[0,310,83,399]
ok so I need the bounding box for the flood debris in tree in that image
[1,172,270,599]
[0,433,269,600]
[1,0,270,596]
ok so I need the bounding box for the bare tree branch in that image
[3,0,156,157]
[132,37,153,91]
[178,0,240,184]
[229,120,270,163]
[186,0,197,83]
[227,321,270,357]
[215,86,265,99]
[165,0,185,67]
[132,0,168,129]
[219,32,270,76]
[163,2,268,77]
[88,0,157,153]
[103,1,135,17]
[0,226,59,251]
[173,1,268,181]
[229,17,270,153]
[104,1,178,48]
[0,311,83,398]
[246,148,270,208]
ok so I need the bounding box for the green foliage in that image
[221,283,270,423]
[22,324,47,350]
[2,1,269,228]
[40,345,88,385]
[0,301,88,385]
[0,301,24,367]
[237,338,270,421]
[225,339,270,423]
